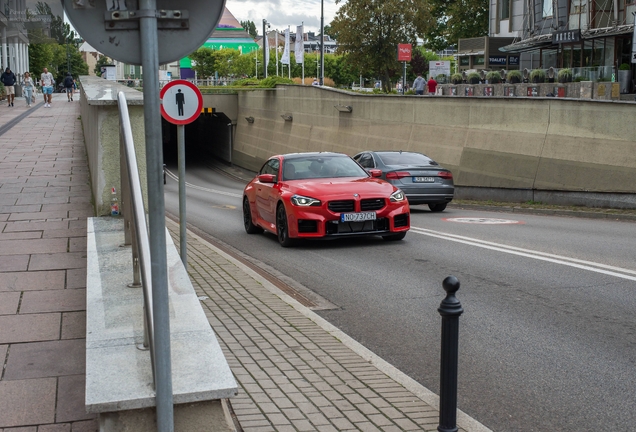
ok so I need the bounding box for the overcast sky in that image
[226,0,340,34]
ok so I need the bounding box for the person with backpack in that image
[63,72,74,102]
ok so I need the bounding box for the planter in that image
[618,69,632,94]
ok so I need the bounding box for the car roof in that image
[274,152,349,160]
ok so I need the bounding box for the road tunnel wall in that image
[234,85,636,208]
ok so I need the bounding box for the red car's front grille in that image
[361,198,385,211]
[328,200,355,212]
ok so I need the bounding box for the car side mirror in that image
[258,174,276,183]
[368,169,382,178]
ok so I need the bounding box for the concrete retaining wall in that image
[234,85,636,207]
[79,76,147,216]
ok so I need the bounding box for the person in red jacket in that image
[427,76,437,95]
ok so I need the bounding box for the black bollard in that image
[437,276,464,432]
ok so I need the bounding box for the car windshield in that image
[377,152,438,167]
[283,155,368,180]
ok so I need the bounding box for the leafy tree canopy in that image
[240,20,258,39]
[421,0,488,51]
[330,0,429,91]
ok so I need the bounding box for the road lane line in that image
[410,226,636,281]
[165,169,242,198]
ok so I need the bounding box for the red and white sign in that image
[397,44,412,62]
[160,80,203,125]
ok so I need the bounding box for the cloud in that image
[228,0,339,33]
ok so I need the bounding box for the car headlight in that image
[291,195,322,206]
[390,189,405,202]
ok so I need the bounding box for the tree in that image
[94,55,112,77]
[28,37,54,76]
[240,20,258,39]
[331,0,429,92]
[421,0,488,51]
[188,48,217,79]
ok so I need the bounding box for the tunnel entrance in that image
[162,110,233,168]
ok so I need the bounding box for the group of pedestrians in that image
[0,67,76,108]
[412,73,438,95]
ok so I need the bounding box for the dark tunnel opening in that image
[162,111,233,169]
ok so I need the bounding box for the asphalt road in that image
[164,161,636,431]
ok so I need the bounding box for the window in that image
[129,65,134,76]
[357,154,374,168]
[543,0,553,17]
[260,159,280,176]
[500,0,510,20]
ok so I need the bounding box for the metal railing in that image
[117,91,157,386]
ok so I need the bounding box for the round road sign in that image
[160,80,203,125]
[442,217,525,224]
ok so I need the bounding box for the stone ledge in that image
[79,76,144,106]
[86,217,237,414]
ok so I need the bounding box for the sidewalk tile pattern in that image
[0,97,97,431]
[169,227,466,432]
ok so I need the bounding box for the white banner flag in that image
[281,27,290,65]
[295,25,304,64]
[264,31,269,69]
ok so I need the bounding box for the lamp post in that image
[319,0,324,85]
[262,19,270,79]
[255,51,259,79]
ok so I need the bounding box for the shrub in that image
[260,76,294,87]
[450,73,463,84]
[619,63,631,71]
[486,71,502,84]
[467,72,481,84]
[507,70,522,83]
[557,68,572,83]
[530,69,546,83]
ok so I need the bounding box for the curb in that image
[448,203,636,222]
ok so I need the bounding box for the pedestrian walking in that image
[1,67,17,107]
[413,73,425,95]
[427,75,438,95]
[63,72,74,101]
[22,72,34,107]
[40,67,54,108]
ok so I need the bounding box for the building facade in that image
[1,0,32,76]
[492,0,635,81]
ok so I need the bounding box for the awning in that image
[499,24,635,53]
[455,51,485,57]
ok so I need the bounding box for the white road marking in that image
[410,226,636,281]
[165,169,242,198]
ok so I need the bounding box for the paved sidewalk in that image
[167,221,484,432]
[0,93,487,432]
[0,95,97,431]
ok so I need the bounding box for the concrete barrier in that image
[79,76,147,216]
[234,85,636,208]
[86,217,238,431]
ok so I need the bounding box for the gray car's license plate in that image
[413,176,435,183]
[340,212,376,222]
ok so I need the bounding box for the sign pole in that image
[403,61,406,95]
[139,0,174,430]
[177,124,187,270]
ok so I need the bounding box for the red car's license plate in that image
[340,212,376,222]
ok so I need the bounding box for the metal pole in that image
[262,19,268,79]
[177,124,187,270]
[301,21,304,84]
[320,0,324,86]
[276,30,279,76]
[139,0,174,430]
[437,276,463,432]
[403,61,406,95]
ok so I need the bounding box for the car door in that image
[255,158,280,225]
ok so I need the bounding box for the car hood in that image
[285,177,398,198]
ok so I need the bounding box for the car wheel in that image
[276,204,295,247]
[243,198,263,234]
[382,232,406,241]
[428,203,447,212]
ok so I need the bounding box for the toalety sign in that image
[397,44,412,62]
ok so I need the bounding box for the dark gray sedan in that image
[353,151,454,212]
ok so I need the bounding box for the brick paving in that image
[0,95,97,431]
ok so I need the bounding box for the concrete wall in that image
[79,76,147,216]
[234,85,636,207]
